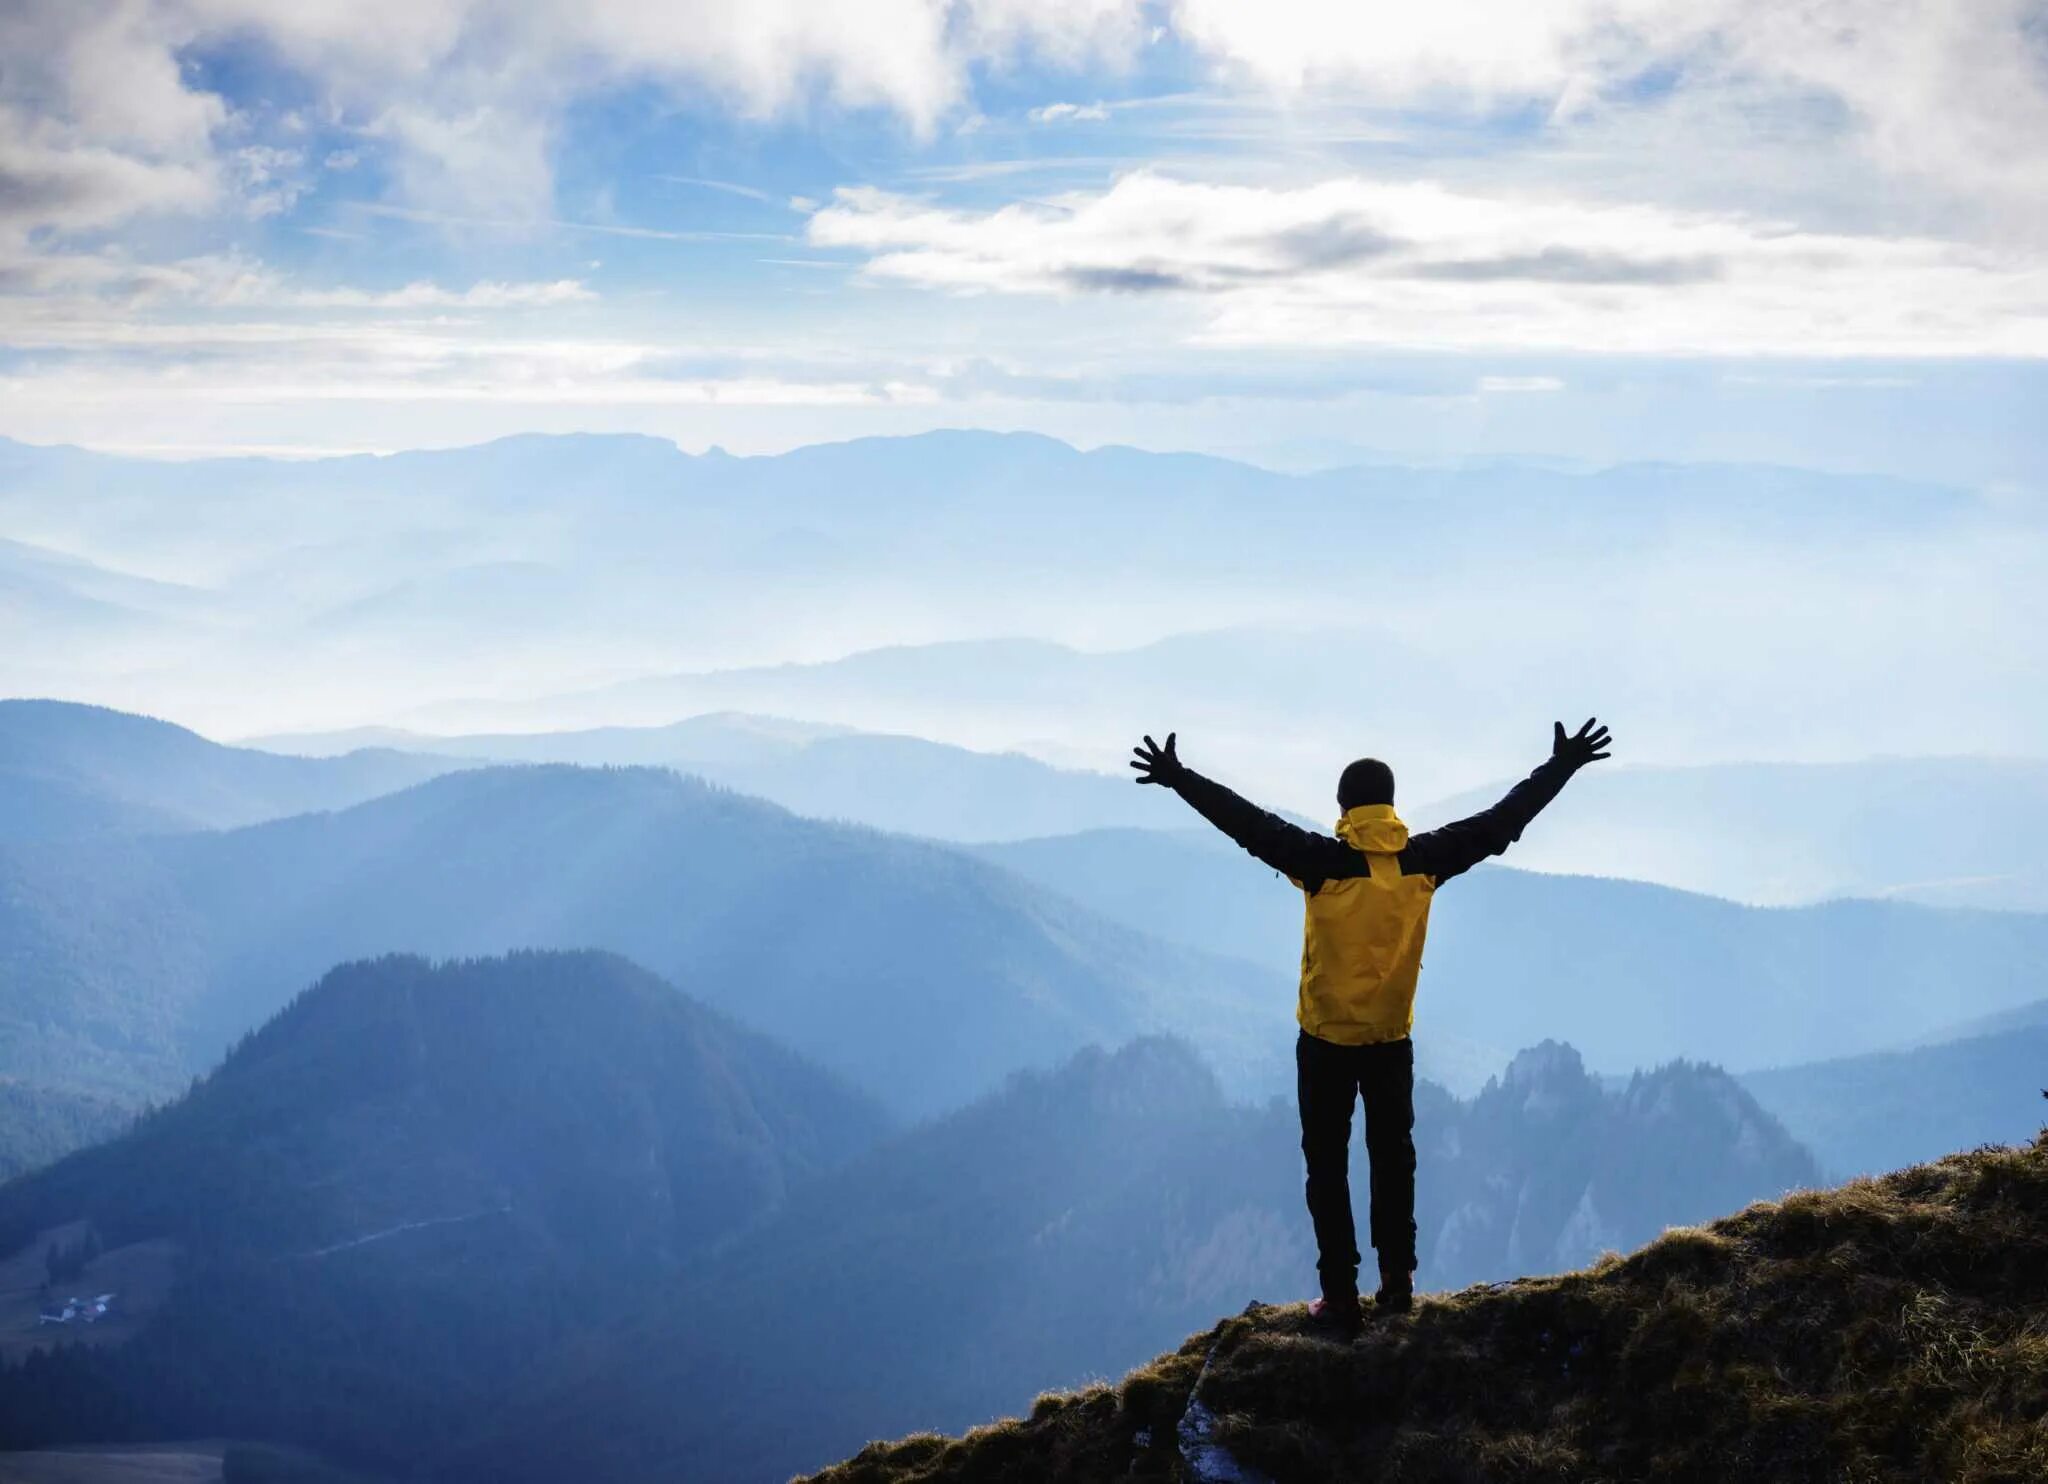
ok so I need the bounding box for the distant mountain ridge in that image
[0,700,472,843]
[6,427,2033,788]
[1740,1026,2048,1178]
[248,711,1168,843]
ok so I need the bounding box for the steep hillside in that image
[972,825,2048,1077]
[1742,1027,2048,1178]
[806,1131,2048,1484]
[0,763,1284,1115]
[0,700,468,842]
[455,1039,1813,1483]
[252,712,1164,843]
[0,951,886,1465]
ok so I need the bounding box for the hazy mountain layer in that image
[1740,1026,2048,1178]
[5,431,2039,813]
[1419,756,2048,911]
[0,756,1287,1116]
[251,711,1165,843]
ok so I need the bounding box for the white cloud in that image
[1174,0,2048,241]
[247,276,598,310]
[0,0,1149,237]
[6,1,2044,252]
[1030,101,1111,123]
[0,242,594,314]
[810,170,2048,356]
[1477,375,1564,393]
[233,144,309,217]
[0,306,941,412]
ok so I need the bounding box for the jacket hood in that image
[1336,803,1409,853]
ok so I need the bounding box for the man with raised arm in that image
[1130,718,1613,1337]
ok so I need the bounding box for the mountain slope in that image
[971,824,2048,1076]
[0,700,469,842]
[805,1131,2048,1484]
[0,762,1285,1115]
[0,951,887,1464]
[0,1083,129,1183]
[1741,1027,2048,1178]
[455,1039,1813,1484]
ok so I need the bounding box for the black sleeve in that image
[1402,757,1577,885]
[1169,768,1361,892]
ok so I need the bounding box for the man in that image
[1130,718,1613,1336]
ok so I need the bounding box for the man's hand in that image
[1552,717,1613,770]
[1130,732,1188,788]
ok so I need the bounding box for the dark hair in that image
[1337,757,1395,810]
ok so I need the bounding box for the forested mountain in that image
[1416,755,2048,911]
[455,1037,1814,1484]
[971,825,2048,1077]
[0,952,886,1464]
[0,700,468,843]
[0,763,1285,1117]
[1740,1027,2048,1178]
[253,711,1164,843]
[0,1084,128,1184]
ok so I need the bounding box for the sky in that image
[2,0,2046,484]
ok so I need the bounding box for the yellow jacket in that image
[1295,805,1434,1045]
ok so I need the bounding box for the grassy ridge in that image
[807,1130,2048,1483]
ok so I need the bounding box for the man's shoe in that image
[1307,1292,1362,1338]
[1372,1276,1414,1316]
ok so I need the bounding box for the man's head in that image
[1337,757,1395,811]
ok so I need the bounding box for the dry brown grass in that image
[798,1132,2048,1484]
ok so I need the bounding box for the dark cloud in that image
[1056,263,1193,293]
[1267,215,1403,271]
[1409,247,1725,285]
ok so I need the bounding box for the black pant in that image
[1296,1030,1416,1296]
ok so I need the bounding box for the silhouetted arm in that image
[1131,733,1356,887]
[1405,718,1611,884]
